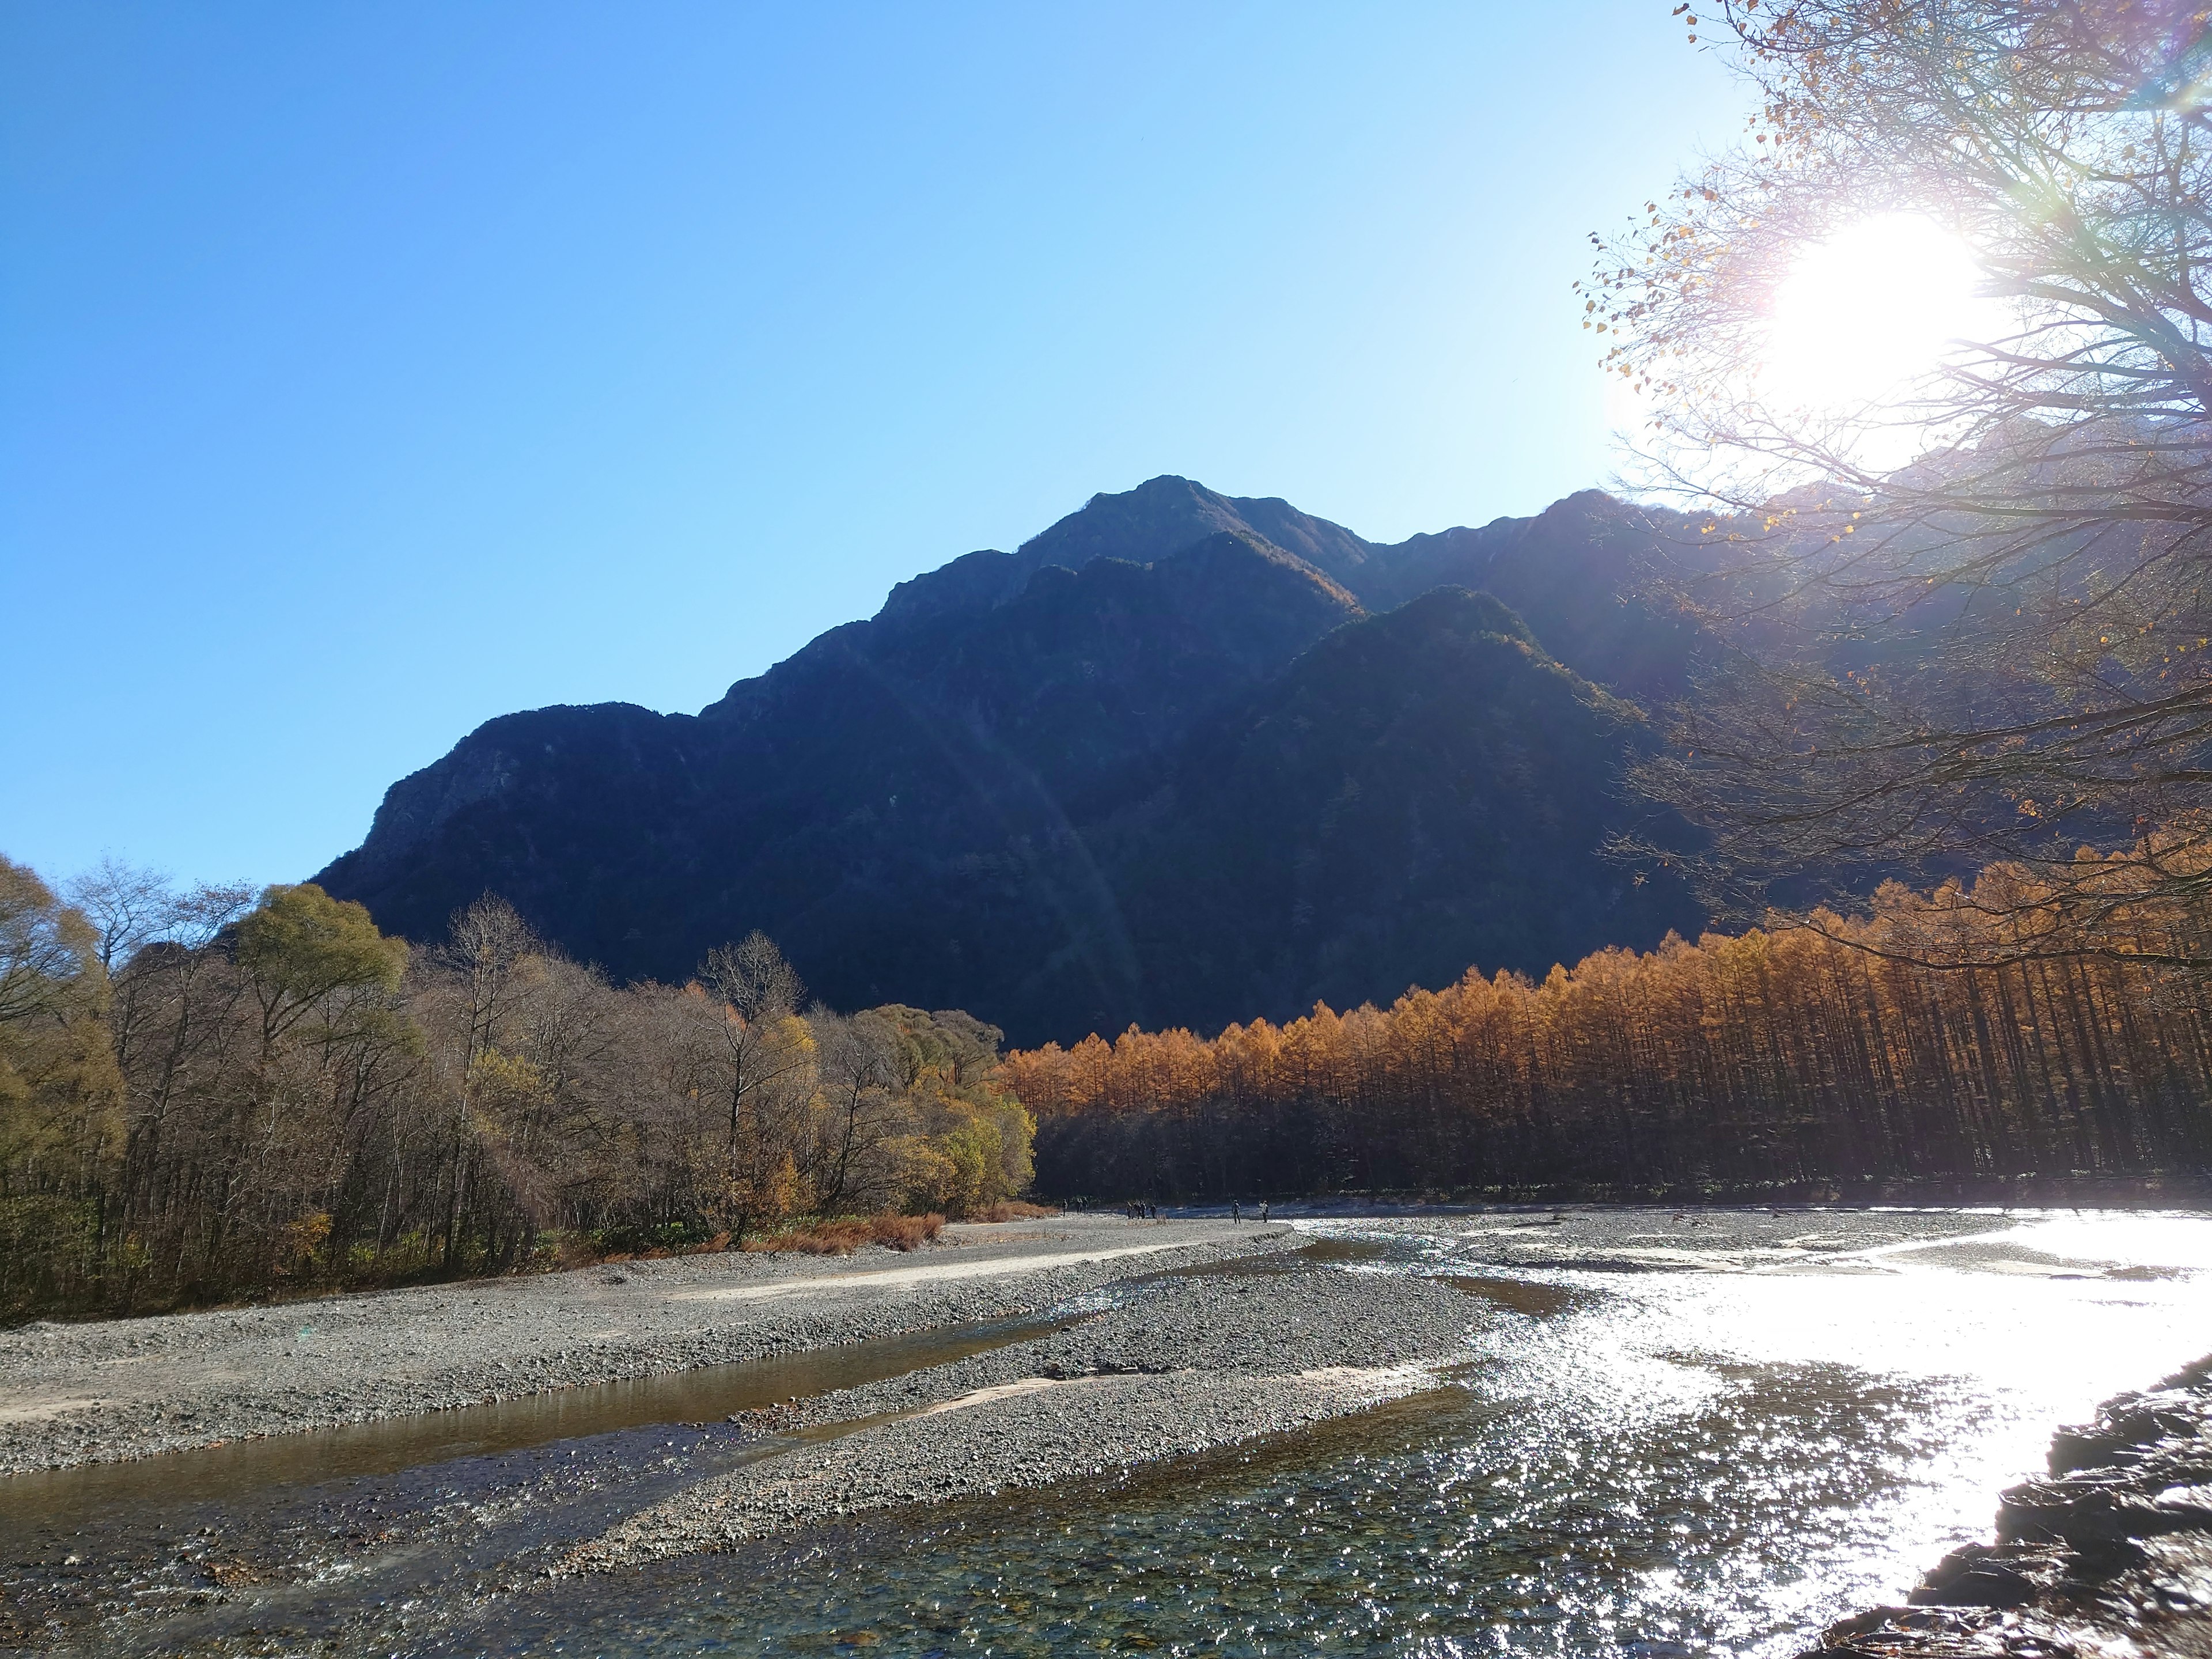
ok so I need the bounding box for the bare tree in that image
[807,1007,910,1217]
[1591,0,2212,955]
[436,893,544,1069]
[105,881,258,1249]
[692,933,812,1240]
[698,931,803,1027]
[63,858,178,978]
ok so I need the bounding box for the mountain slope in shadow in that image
[317,479,1705,1045]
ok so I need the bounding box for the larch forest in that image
[1009,839,2212,1202]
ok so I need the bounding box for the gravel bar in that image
[565,1264,1480,1568]
[0,1216,1295,1476]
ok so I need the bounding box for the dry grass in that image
[597,1202,1050,1263]
[868,1213,946,1251]
[970,1200,1060,1222]
[744,1214,946,1255]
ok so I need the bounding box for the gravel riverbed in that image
[0,1215,1293,1476]
[565,1264,1480,1567]
[9,1206,2194,1657]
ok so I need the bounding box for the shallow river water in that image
[6,1207,2210,1657]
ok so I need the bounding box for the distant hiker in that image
[1232,1200,1241,1222]
[1260,1200,1270,1223]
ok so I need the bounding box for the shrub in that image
[743,1212,945,1255]
[870,1212,944,1251]
[747,1219,870,1255]
[972,1200,1058,1222]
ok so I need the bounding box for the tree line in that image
[0,856,1032,1320]
[1009,842,2212,1200]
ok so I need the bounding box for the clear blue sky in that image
[2,2,1747,893]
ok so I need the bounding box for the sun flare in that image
[1761,214,1987,412]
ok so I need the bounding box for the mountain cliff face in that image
[317,477,1706,1045]
[1088,588,1696,1036]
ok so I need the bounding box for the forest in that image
[11,828,2212,1320]
[1010,838,2212,1202]
[0,857,1033,1320]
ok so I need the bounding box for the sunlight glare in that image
[1762,214,1986,412]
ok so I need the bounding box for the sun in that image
[1761,214,1987,413]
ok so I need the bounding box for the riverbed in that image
[3,1206,2207,1656]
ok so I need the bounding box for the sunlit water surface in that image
[472,1210,2212,1659]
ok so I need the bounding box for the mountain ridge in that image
[317,477,1705,1044]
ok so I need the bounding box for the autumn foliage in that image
[1012,849,2212,1199]
[0,865,1033,1321]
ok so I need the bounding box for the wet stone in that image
[1815,1353,2212,1657]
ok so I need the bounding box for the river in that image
[5,1207,2208,1657]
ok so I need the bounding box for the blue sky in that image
[2,2,1747,892]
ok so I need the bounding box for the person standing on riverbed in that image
[1233,1201,1241,1222]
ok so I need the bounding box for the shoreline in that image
[0,1202,2100,1482]
[1075,1175,2212,1214]
[0,1215,1296,1478]
[1809,1353,2212,1657]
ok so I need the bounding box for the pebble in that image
[0,1218,1295,1476]
[566,1266,1479,1570]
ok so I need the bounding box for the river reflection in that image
[10,1209,2210,1658]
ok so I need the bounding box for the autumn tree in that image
[693,932,813,1241]
[0,855,122,1310]
[191,885,411,1277]
[235,884,410,1051]
[806,1007,912,1217]
[872,1005,1035,1216]
[1593,0,2212,951]
[1021,846,2212,1199]
[0,856,1047,1317]
[0,854,108,1025]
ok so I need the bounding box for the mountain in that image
[316,478,1706,1045]
[1062,588,1698,1036]
[903,475,1713,703]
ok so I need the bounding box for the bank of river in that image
[0,1214,1285,1475]
[2,1207,2207,1656]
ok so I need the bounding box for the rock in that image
[1808,1353,2212,1656]
[1908,1543,2074,1609]
[2048,1389,2212,1474]
[1999,1456,2212,1546]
